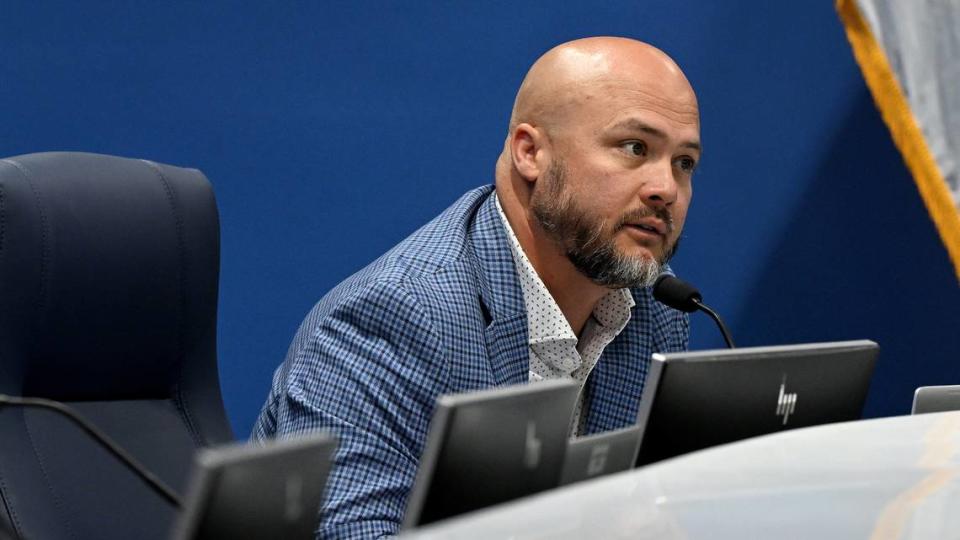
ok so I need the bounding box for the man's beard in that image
[530,159,679,289]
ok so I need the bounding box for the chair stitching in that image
[0,159,48,314]
[0,159,51,538]
[0,466,24,539]
[22,408,78,539]
[0,183,6,259]
[139,160,203,446]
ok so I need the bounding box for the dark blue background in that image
[3,1,958,437]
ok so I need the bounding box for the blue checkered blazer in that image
[252,185,689,539]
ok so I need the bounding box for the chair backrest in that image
[0,152,234,540]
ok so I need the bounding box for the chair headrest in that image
[0,152,220,400]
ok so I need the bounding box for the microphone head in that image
[653,274,703,313]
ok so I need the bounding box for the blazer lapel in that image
[483,314,529,386]
[583,287,669,434]
[469,188,529,387]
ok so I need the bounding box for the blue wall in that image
[3,2,958,437]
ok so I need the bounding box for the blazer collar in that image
[469,187,529,386]
[583,287,670,434]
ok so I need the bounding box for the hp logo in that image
[284,474,304,522]
[586,443,610,477]
[524,421,542,469]
[776,375,797,425]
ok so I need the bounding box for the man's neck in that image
[496,176,609,336]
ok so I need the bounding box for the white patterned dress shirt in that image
[494,194,635,436]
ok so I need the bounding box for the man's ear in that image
[510,123,548,183]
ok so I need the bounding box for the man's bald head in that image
[495,37,701,295]
[508,37,698,137]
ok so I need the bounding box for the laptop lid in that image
[912,385,960,414]
[559,425,642,486]
[171,433,337,540]
[402,379,579,530]
[635,340,878,467]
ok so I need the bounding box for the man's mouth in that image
[619,206,673,237]
[631,223,661,234]
[622,224,666,249]
[624,217,668,237]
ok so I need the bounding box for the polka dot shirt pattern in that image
[494,195,635,436]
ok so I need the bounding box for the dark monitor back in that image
[560,425,642,486]
[635,340,878,466]
[403,379,579,529]
[912,385,960,414]
[172,434,337,540]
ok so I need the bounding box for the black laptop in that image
[402,379,579,529]
[171,433,337,540]
[560,425,643,485]
[633,340,879,466]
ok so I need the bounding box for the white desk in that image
[402,412,960,539]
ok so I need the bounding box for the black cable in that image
[692,299,736,349]
[0,394,183,508]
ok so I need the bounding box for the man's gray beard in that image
[530,159,677,289]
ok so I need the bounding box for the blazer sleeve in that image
[255,278,449,539]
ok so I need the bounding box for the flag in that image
[837,0,960,281]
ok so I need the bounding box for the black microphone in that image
[0,394,183,508]
[653,274,736,348]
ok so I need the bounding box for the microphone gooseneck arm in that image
[0,394,183,508]
[691,299,736,349]
[652,274,736,349]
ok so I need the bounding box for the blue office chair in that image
[0,152,234,539]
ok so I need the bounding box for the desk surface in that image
[402,411,960,540]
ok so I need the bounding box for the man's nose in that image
[638,159,678,208]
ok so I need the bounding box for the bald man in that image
[254,37,699,538]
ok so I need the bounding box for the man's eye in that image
[676,156,697,172]
[622,141,647,156]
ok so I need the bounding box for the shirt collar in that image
[493,193,635,348]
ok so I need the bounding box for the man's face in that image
[529,78,700,289]
[532,157,680,288]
